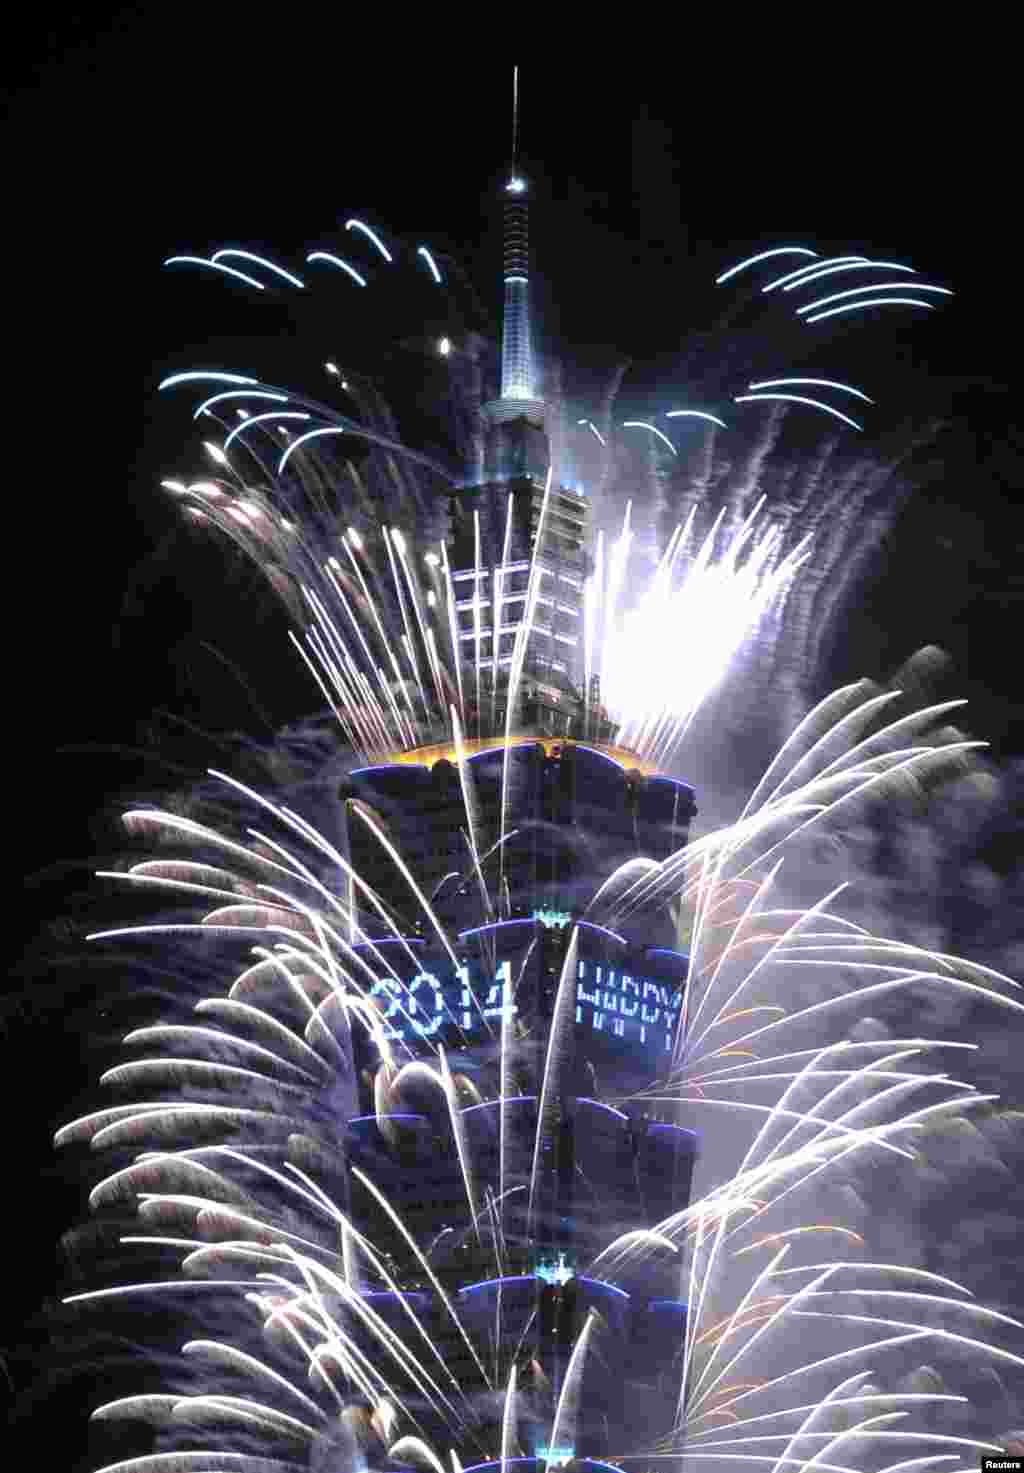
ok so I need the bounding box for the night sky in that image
[6,18,1024,1465]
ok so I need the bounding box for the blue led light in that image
[578,920,627,946]
[458,919,536,941]
[646,775,696,791]
[461,1095,536,1114]
[461,1459,622,1473]
[347,1113,425,1126]
[578,1276,630,1300]
[459,1275,533,1295]
[347,764,418,777]
[460,1461,537,1473]
[576,1097,628,1122]
[571,743,625,770]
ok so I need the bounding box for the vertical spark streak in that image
[473,509,483,741]
[500,466,553,901]
[548,1310,599,1465]
[344,535,419,735]
[386,530,430,723]
[452,703,492,921]
[348,1164,492,1389]
[528,925,579,1233]
[492,493,515,736]
[441,540,466,730]
[500,1359,517,1473]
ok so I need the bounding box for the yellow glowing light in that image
[363,736,661,775]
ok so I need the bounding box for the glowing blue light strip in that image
[622,421,677,456]
[797,282,952,316]
[665,409,728,428]
[458,919,536,941]
[576,1097,628,1121]
[780,259,914,291]
[735,394,862,431]
[164,256,266,289]
[346,219,393,262]
[649,1123,699,1137]
[461,1095,536,1115]
[461,1461,624,1473]
[571,743,625,770]
[649,1298,689,1311]
[578,1277,630,1300]
[348,1113,425,1125]
[348,764,419,776]
[223,411,310,449]
[466,740,534,759]
[459,1461,537,1473]
[459,1275,533,1295]
[306,252,367,287]
[211,249,305,289]
[578,920,627,946]
[806,297,936,324]
[160,371,259,390]
[748,377,873,404]
[192,390,289,420]
[416,245,442,283]
[646,948,690,961]
[716,246,817,284]
[646,775,696,791]
[760,255,866,292]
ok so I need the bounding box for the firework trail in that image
[58,675,1024,1472]
[47,215,1024,1473]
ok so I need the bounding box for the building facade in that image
[332,148,699,1471]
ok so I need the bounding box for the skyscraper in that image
[448,76,592,742]
[337,76,699,1466]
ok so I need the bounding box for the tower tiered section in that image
[336,90,699,1467]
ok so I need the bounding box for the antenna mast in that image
[512,65,519,173]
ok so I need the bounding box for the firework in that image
[59,672,1024,1471]
[49,174,1023,1473]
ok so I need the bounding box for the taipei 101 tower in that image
[339,69,698,1471]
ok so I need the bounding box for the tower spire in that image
[512,64,519,175]
[499,68,535,405]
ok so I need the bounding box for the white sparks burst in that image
[57,212,1010,1473]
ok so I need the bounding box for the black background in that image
[6,18,1023,1465]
